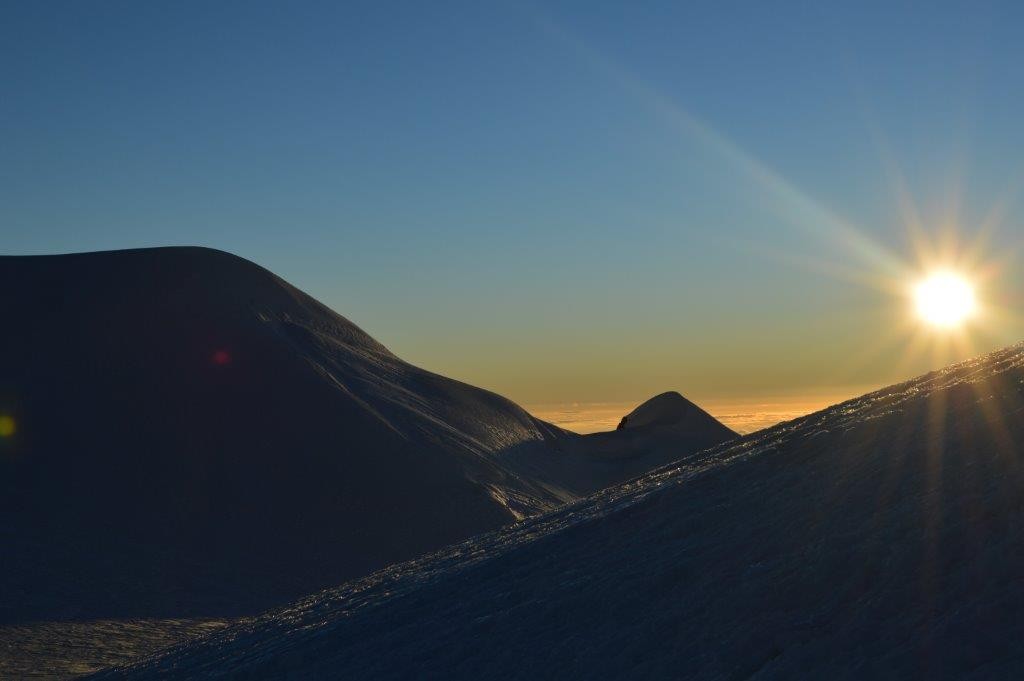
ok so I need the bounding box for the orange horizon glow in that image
[528,386,877,436]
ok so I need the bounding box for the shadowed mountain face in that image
[617,390,714,430]
[524,391,739,497]
[0,247,735,637]
[101,343,1024,680]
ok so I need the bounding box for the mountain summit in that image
[617,390,728,432]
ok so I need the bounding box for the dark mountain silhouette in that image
[522,391,739,497]
[616,390,717,430]
[100,342,1024,679]
[0,247,735,676]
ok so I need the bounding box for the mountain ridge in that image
[0,246,734,635]
[96,340,1024,679]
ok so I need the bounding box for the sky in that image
[4,1,1024,428]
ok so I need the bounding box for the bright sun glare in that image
[913,271,977,328]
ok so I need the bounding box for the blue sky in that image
[4,1,1024,405]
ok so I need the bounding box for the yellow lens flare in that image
[913,271,977,328]
[0,414,16,438]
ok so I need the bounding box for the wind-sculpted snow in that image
[98,342,1024,679]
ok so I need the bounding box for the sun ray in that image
[535,15,906,279]
[537,11,1018,403]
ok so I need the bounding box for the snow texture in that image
[0,247,734,677]
[96,342,1024,680]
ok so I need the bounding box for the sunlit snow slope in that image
[103,342,1024,679]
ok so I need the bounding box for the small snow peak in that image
[617,391,697,430]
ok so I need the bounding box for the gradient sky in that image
[4,1,1024,410]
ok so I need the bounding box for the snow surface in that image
[96,342,1024,679]
[0,247,735,677]
[0,619,229,680]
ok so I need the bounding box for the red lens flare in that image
[212,350,232,366]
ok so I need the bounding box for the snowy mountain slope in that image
[0,247,734,676]
[100,342,1024,679]
[502,391,738,497]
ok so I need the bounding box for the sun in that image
[913,271,977,328]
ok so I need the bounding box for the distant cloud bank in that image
[529,388,873,435]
